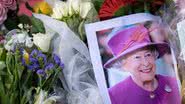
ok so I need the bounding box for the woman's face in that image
[122,48,156,82]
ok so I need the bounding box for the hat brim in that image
[104,42,169,69]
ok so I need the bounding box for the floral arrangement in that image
[0,1,67,103]
[0,0,101,104]
[31,0,98,41]
[0,22,65,103]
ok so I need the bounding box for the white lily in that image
[79,2,92,19]
[33,33,52,52]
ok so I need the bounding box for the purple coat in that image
[109,75,181,104]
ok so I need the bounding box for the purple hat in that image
[104,25,169,68]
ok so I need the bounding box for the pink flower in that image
[0,0,17,10]
[18,0,43,16]
[0,3,7,25]
[17,0,29,3]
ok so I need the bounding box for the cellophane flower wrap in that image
[34,13,103,104]
[166,0,185,103]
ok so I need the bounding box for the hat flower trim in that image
[118,25,149,55]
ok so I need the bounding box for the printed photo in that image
[85,13,181,104]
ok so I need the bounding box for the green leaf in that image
[92,0,104,12]
[30,16,45,34]
[114,5,131,17]
[18,15,31,25]
[0,48,6,61]
[4,17,19,30]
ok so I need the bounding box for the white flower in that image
[18,24,23,29]
[68,0,80,15]
[51,1,68,19]
[79,2,92,18]
[33,33,52,52]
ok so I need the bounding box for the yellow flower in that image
[33,1,52,15]
[23,50,29,65]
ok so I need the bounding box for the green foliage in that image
[30,16,45,34]
[92,0,104,12]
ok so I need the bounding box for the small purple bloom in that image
[30,49,39,58]
[37,53,47,64]
[30,57,38,63]
[36,69,45,76]
[45,63,54,71]
[28,63,39,71]
[21,57,26,66]
[19,48,24,55]
[53,54,61,65]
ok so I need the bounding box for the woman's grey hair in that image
[110,46,159,70]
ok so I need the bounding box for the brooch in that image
[150,92,155,99]
[165,85,172,93]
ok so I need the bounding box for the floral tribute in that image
[0,0,99,104]
[0,1,67,103]
[98,0,168,20]
[1,0,182,103]
[0,23,65,104]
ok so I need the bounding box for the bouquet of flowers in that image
[0,22,65,104]
[0,0,102,104]
[31,0,98,41]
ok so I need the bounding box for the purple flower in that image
[36,69,45,76]
[28,63,39,71]
[53,54,61,65]
[37,53,47,64]
[28,57,39,70]
[29,57,38,63]
[21,57,26,66]
[19,48,24,55]
[30,49,39,58]
[20,48,27,66]
[45,63,54,71]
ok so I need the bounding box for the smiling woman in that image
[104,25,181,104]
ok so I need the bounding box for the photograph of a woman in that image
[104,24,181,104]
